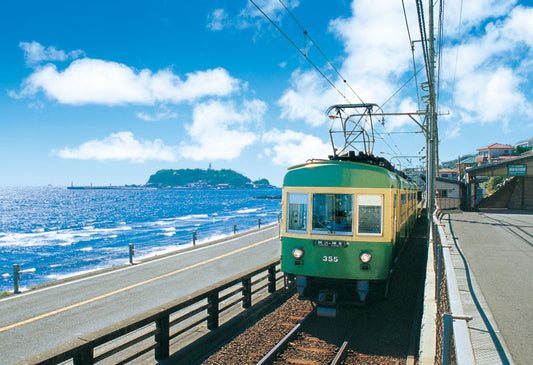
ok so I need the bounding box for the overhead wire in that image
[248,0,352,104]
[436,0,445,113]
[276,0,365,104]
[251,0,427,165]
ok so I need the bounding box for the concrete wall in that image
[477,176,532,210]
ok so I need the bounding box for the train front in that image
[280,159,401,313]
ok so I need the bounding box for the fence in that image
[431,208,475,365]
[19,260,286,365]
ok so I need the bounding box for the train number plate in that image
[314,240,347,248]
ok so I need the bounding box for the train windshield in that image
[287,193,308,232]
[312,194,353,234]
[357,195,383,235]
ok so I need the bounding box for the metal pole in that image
[13,264,21,294]
[258,218,262,229]
[233,224,237,235]
[129,244,135,265]
[193,231,197,246]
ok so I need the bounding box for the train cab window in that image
[357,195,383,235]
[311,194,353,234]
[287,193,308,232]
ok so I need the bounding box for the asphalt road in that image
[447,210,532,365]
[0,225,280,365]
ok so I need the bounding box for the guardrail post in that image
[258,218,262,229]
[155,314,170,361]
[442,313,453,365]
[129,244,135,265]
[268,265,276,293]
[242,277,252,308]
[13,264,21,294]
[207,291,219,330]
[73,344,93,365]
[192,231,197,246]
[233,224,237,235]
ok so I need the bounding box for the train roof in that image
[283,159,418,190]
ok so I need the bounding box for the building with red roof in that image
[474,143,513,164]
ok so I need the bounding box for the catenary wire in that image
[277,0,365,104]
[249,0,352,104]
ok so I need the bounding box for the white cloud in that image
[278,69,339,126]
[13,58,241,106]
[19,41,84,65]
[442,5,533,127]
[135,106,178,121]
[278,0,417,128]
[207,9,228,31]
[262,128,332,165]
[444,0,517,37]
[179,99,266,160]
[210,0,299,31]
[52,131,176,162]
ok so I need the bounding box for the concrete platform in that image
[444,210,532,365]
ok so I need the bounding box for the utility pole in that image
[427,0,438,222]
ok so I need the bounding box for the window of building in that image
[312,193,352,234]
[287,193,308,232]
[357,195,383,235]
[437,189,448,198]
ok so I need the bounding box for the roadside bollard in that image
[193,231,197,246]
[13,264,21,294]
[258,218,262,229]
[233,224,237,235]
[129,244,135,265]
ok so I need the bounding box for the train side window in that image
[287,193,308,232]
[311,193,353,234]
[357,195,383,235]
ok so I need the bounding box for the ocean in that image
[0,186,281,293]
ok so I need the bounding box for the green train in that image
[281,152,418,313]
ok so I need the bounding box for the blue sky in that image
[1,0,531,187]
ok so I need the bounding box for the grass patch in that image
[0,291,14,298]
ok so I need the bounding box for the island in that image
[145,168,274,189]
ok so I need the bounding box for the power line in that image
[277,0,365,104]
[400,0,423,116]
[249,0,352,104]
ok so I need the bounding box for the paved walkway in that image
[0,226,280,365]
[445,210,532,365]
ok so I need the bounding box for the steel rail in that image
[256,310,315,365]
[330,339,349,365]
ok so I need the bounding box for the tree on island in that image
[146,168,271,188]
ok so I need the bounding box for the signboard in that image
[508,165,527,176]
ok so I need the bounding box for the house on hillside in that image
[438,167,458,180]
[474,143,513,164]
[515,138,533,149]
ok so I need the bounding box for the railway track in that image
[202,216,428,365]
[257,310,351,365]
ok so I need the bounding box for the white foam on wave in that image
[236,208,260,214]
[0,224,133,248]
[177,214,209,221]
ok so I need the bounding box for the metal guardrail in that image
[18,259,284,365]
[433,208,475,365]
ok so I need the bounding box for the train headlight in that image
[359,252,372,263]
[292,248,304,259]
